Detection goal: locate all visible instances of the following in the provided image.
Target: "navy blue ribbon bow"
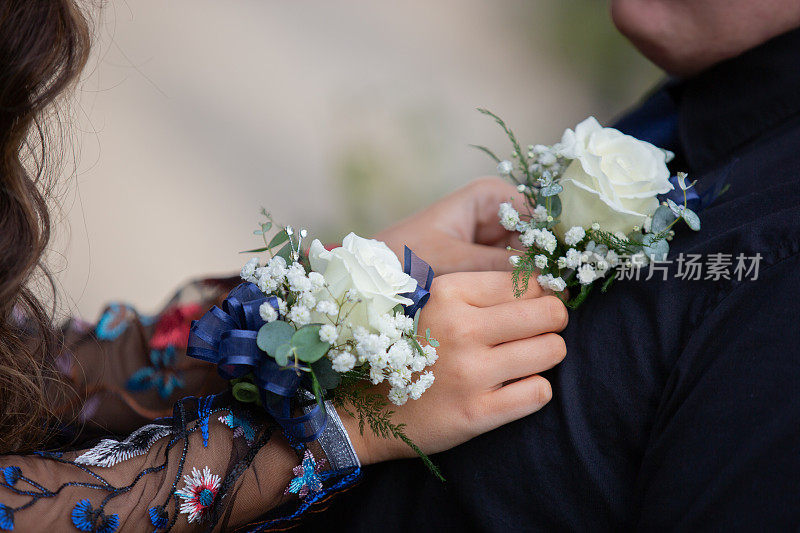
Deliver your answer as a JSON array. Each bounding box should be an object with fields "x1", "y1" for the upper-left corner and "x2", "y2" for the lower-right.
[
  {"x1": 186, "y1": 282, "x2": 326, "y2": 443},
  {"x1": 401, "y1": 246, "x2": 434, "y2": 318}
]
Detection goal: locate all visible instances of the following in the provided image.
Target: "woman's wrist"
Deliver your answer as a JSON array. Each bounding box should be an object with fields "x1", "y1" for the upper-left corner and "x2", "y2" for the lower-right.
[{"x1": 337, "y1": 407, "x2": 372, "y2": 465}]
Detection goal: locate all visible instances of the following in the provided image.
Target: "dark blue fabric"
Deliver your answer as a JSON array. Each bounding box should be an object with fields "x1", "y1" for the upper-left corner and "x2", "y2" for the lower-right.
[
  {"x1": 613, "y1": 80, "x2": 681, "y2": 153},
  {"x1": 298, "y1": 28, "x2": 800, "y2": 532}
]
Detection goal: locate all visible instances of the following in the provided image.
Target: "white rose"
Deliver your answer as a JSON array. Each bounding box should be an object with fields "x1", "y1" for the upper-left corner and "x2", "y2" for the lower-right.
[
  {"x1": 308, "y1": 233, "x2": 417, "y2": 331},
  {"x1": 554, "y1": 116, "x2": 673, "y2": 237}
]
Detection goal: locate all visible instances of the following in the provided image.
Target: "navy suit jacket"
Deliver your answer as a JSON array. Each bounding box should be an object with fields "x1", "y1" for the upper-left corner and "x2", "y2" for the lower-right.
[{"x1": 299, "y1": 28, "x2": 800, "y2": 532}]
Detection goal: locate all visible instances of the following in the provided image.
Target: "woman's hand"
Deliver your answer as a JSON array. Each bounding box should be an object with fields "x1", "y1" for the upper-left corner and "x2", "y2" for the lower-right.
[
  {"x1": 340, "y1": 271, "x2": 568, "y2": 465},
  {"x1": 375, "y1": 177, "x2": 526, "y2": 275}
]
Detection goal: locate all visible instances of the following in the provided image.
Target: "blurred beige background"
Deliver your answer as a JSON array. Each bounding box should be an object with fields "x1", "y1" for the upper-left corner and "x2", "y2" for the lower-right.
[{"x1": 52, "y1": 0, "x2": 660, "y2": 320}]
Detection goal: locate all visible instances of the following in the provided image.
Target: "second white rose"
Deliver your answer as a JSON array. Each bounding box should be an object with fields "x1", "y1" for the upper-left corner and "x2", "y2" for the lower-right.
[{"x1": 553, "y1": 116, "x2": 673, "y2": 237}]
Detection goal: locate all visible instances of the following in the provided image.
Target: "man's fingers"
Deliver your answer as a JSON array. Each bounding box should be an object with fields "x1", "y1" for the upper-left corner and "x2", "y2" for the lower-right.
[
  {"x1": 468, "y1": 177, "x2": 528, "y2": 245},
  {"x1": 477, "y1": 295, "x2": 568, "y2": 345},
  {"x1": 441, "y1": 271, "x2": 544, "y2": 306},
  {"x1": 479, "y1": 375, "x2": 553, "y2": 430},
  {"x1": 487, "y1": 333, "x2": 567, "y2": 385}
]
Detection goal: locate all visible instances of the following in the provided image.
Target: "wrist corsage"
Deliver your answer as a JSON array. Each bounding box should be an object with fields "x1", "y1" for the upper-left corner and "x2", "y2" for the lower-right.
[{"x1": 187, "y1": 212, "x2": 442, "y2": 483}]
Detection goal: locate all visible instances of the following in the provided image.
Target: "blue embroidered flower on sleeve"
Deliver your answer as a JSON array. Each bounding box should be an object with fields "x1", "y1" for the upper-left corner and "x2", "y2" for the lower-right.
[
  {"x1": 148, "y1": 506, "x2": 169, "y2": 530},
  {"x1": 71, "y1": 499, "x2": 119, "y2": 533},
  {"x1": 126, "y1": 347, "x2": 185, "y2": 399},
  {"x1": 285, "y1": 450, "x2": 325, "y2": 499},
  {"x1": 218, "y1": 412, "x2": 257, "y2": 444},
  {"x1": 1, "y1": 468, "x2": 20, "y2": 487},
  {"x1": 95, "y1": 304, "x2": 136, "y2": 341},
  {"x1": 0, "y1": 504, "x2": 14, "y2": 531}
]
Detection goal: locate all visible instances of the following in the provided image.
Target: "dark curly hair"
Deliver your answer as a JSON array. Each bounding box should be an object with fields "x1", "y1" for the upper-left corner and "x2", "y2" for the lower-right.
[{"x1": 0, "y1": 0, "x2": 90, "y2": 452}]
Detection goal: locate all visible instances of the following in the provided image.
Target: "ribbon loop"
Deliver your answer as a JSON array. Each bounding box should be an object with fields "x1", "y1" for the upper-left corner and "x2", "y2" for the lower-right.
[
  {"x1": 400, "y1": 246, "x2": 435, "y2": 318},
  {"x1": 187, "y1": 282, "x2": 327, "y2": 442}
]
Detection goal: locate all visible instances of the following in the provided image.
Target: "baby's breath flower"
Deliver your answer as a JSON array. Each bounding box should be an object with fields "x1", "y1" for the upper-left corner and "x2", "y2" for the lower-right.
[
  {"x1": 532, "y1": 205, "x2": 549, "y2": 223},
  {"x1": 564, "y1": 226, "x2": 586, "y2": 246},
  {"x1": 549, "y1": 276, "x2": 567, "y2": 292},
  {"x1": 265, "y1": 256, "x2": 287, "y2": 281},
  {"x1": 369, "y1": 366, "x2": 385, "y2": 384},
  {"x1": 498, "y1": 202, "x2": 521, "y2": 231},
  {"x1": 387, "y1": 367, "x2": 412, "y2": 389},
  {"x1": 535, "y1": 229, "x2": 558, "y2": 254},
  {"x1": 286, "y1": 264, "x2": 312, "y2": 293},
  {"x1": 557, "y1": 256, "x2": 567, "y2": 269},
  {"x1": 509, "y1": 255, "x2": 520, "y2": 266},
  {"x1": 315, "y1": 300, "x2": 338, "y2": 316},
  {"x1": 259, "y1": 302, "x2": 278, "y2": 323},
  {"x1": 410, "y1": 354, "x2": 426, "y2": 373},
  {"x1": 520, "y1": 229, "x2": 537, "y2": 247},
  {"x1": 387, "y1": 340, "x2": 413, "y2": 370},
  {"x1": 257, "y1": 274, "x2": 278, "y2": 294},
  {"x1": 331, "y1": 350, "x2": 356, "y2": 373},
  {"x1": 497, "y1": 160, "x2": 513, "y2": 175},
  {"x1": 394, "y1": 313, "x2": 414, "y2": 334},
  {"x1": 534, "y1": 254, "x2": 548, "y2": 269},
  {"x1": 577, "y1": 264, "x2": 596, "y2": 285},
  {"x1": 298, "y1": 291, "x2": 316, "y2": 309},
  {"x1": 422, "y1": 345, "x2": 438, "y2": 365},
  {"x1": 307, "y1": 271, "x2": 325, "y2": 291},
  {"x1": 319, "y1": 324, "x2": 338, "y2": 344},
  {"x1": 376, "y1": 313, "x2": 401, "y2": 340},
  {"x1": 286, "y1": 304, "x2": 310, "y2": 326},
  {"x1": 538, "y1": 151, "x2": 557, "y2": 166},
  {"x1": 240, "y1": 258, "x2": 259, "y2": 282},
  {"x1": 565, "y1": 248, "x2": 582, "y2": 269},
  {"x1": 388, "y1": 386, "x2": 409, "y2": 406}
]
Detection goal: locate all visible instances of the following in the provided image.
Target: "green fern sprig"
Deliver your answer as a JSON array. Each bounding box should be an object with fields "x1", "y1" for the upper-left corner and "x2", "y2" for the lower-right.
[
  {"x1": 332, "y1": 387, "x2": 445, "y2": 482},
  {"x1": 477, "y1": 108, "x2": 531, "y2": 183}
]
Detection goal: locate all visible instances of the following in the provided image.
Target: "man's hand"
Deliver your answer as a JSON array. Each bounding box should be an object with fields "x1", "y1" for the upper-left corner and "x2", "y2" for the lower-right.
[{"x1": 376, "y1": 177, "x2": 526, "y2": 275}]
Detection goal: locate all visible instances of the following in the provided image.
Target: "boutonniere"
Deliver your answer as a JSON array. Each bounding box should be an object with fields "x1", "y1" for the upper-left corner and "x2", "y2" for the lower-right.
[{"x1": 476, "y1": 110, "x2": 701, "y2": 307}]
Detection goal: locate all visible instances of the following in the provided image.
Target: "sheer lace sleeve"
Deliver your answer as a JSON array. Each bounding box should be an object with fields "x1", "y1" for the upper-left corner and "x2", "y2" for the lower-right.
[
  {"x1": 0, "y1": 394, "x2": 360, "y2": 532},
  {"x1": 54, "y1": 277, "x2": 240, "y2": 439}
]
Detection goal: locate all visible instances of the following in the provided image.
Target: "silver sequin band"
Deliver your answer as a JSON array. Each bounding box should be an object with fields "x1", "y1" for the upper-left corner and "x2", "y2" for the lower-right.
[{"x1": 303, "y1": 400, "x2": 361, "y2": 470}]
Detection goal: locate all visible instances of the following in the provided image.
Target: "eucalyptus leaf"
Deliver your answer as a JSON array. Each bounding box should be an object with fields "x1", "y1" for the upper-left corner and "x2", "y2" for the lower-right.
[
  {"x1": 268, "y1": 229, "x2": 290, "y2": 249},
  {"x1": 425, "y1": 327, "x2": 440, "y2": 348},
  {"x1": 240, "y1": 247, "x2": 269, "y2": 254},
  {"x1": 536, "y1": 194, "x2": 562, "y2": 219},
  {"x1": 682, "y1": 208, "x2": 701, "y2": 231},
  {"x1": 651, "y1": 205, "x2": 677, "y2": 234},
  {"x1": 256, "y1": 321, "x2": 295, "y2": 357},
  {"x1": 291, "y1": 324, "x2": 330, "y2": 363},
  {"x1": 311, "y1": 357, "x2": 341, "y2": 390},
  {"x1": 642, "y1": 234, "x2": 670, "y2": 261},
  {"x1": 666, "y1": 198, "x2": 682, "y2": 217},
  {"x1": 275, "y1": 241, "x2": 293, "y2": 262},
  {"x1": 412, "y1": 309, "x2": 421, "y2": 336},
  {"x1": 275, "y1": 343, "x2": 292, "y2": 366},
  {"x1": 626, "y1": 231, "x2": 644, "y2": 245},
  {"x1": 540, "y1": 183, "x2": 563, "y2": 197}
]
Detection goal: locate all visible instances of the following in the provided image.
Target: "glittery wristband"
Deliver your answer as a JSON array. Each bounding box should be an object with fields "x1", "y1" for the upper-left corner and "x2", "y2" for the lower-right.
[{"x1": 303, "y1": 400, "x2": 361, "y2": 470}]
